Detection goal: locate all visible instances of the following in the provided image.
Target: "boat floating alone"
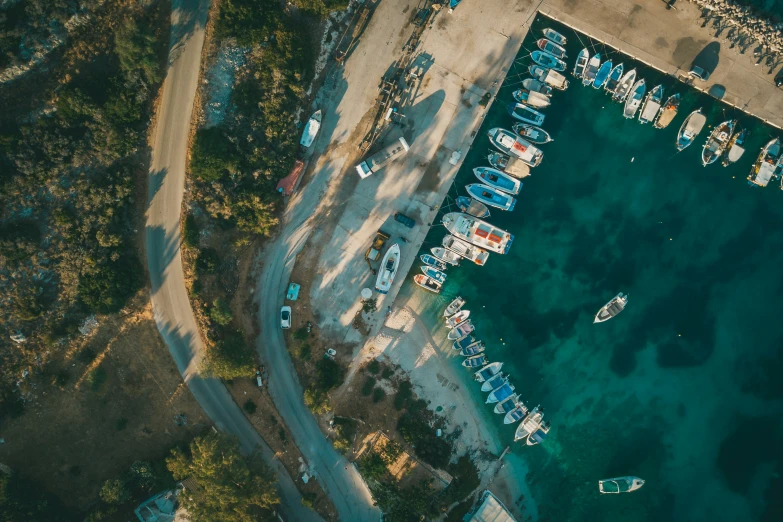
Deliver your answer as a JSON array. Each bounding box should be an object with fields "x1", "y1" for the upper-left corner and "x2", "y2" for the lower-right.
[
  {"x1": 594, "y1": 292, "x2": 628, "y2": 323},
  {"x1": 599, "y1": 477, "x2": 645, "y2": 494}
]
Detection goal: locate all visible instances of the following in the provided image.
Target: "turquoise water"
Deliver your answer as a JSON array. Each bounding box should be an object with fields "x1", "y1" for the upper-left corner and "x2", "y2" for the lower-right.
[{"x1": 410, "y1": 15, "x2": 783, "y2": 522}]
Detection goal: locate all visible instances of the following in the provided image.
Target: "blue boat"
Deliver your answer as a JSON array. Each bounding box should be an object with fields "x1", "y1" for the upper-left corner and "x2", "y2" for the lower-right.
[
  {"x1": 494, "y1": 393, "x2": 520, "y2": 414},
  {"x1": 482, "y1": 374, "x2": 506, "y2": 393},
  {"x1": 466, "y1": 183, "x2": 516, "y2": 211},
  {"x1": 474, "y1": 362, "x2": 503, "y2": 382},
  {"x1": 487, "y1": 382, "x2": 515, "y2": 404},
  {"x1": 453, "y1": 335, "x2": 477, "y2": 351},
  {"x1": 473, "y1": 167, "x2": 522, "y2": 195},
  {"x1": 460, "y1": 341, "x2": 485, "y2": 357},
  {"x1": 420, "y1": 265, "x2": 447, "y2": 284},
  {"x1": 420, "y1": 254, "x2": 446, "y2": 271},
  {"x1": 462, "y1": 354, "x2": 487, "y2": 368},
  {"x1": 456, "y1": 196, "x2": 490, "y2": 219},
  {"x1": 504, "y1": 403, "x2": 529, "y2": 424},
  {"x1": 593, "y1": 60, "x2": 612, "y2": 89}
]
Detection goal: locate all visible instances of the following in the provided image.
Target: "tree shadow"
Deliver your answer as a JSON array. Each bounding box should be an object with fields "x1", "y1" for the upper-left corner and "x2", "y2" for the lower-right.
[
  {"x1": 708, "y1": 84, "x2": 726, "y2": 99},
  {"x1": 691, "y1": 41, "x2": 720, "y2": 77},
  {"x1": 148, "y1": 168, "x2": 168, "y2": 207},
  {"x1": 168, "y1": 0, "x2": 210, "y2": 66},
  {"x1": 145, "y1": 224, "x2": 182, "y2": 293}
]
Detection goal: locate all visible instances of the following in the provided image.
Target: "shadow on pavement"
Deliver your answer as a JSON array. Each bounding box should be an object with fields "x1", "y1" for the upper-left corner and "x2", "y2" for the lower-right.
[
  {"x1": 691, "y1": 41, "x2": 720, "y2": 77},
  {"x1": 146, "y1": 224, "x2": 182, "y2": 293}
]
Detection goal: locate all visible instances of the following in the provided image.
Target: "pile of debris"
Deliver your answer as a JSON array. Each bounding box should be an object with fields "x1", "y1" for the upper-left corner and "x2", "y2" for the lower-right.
[{"x1": 688, "y1": 0, "x2": 783, "y2": 54}]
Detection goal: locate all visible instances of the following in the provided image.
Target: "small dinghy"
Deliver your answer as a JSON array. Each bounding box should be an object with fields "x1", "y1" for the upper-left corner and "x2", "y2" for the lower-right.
[
  {"x1": 488, "y1": 128, "x2": 544, "y2": 167},
  {"x1": 473, "y1": 166, "x2": 522, "y2": 195},
  {"x1": 604, "y1": 63, "x2": 624, "y2": 93},
  {"x1": 420, "y1": 265, "x2": 447, "y2": 284},
  {"x1": 460, "y1": 341, "x2": 485, "y2": 357},
  {"x1": 529, "y1": 65, "x2": 569, "y2": 90},
  {"x1": 375, "y1": 244, "x2": 400, "y2": 294},
  {"x1": 482, "y1": 374, "x2": 506, "y2": 393},
  {"x1": 594, "y1": 292, "x2": 628, "y2": 323},
  {"x1": 448, "y1": 320, "x2": 475, "y2": 341},
  {"x1": 414, "y1": 274, "x2": 441, "y2": 293},
  {"x1": 453, "y1": 334, "x2": 476, "y2": 351},
  {"x1": 612, "y1": 68, "x2": 636, "y2": 102},
  {"x1": 623, "y1": 79, "x2": 646, "y2": 119},
  {"x1": 488, "y1": 151, "x2": 531, "y2": 179},
  {"x1": 654, "y1": 93, "x2": 680, "y2": 129},
  {"x1": 573, "y1": 48, "x2": 589, "y2": 78},
  {"x1": 474, "y1": 362, "x2": 503, "y2": 383},
  {"x1": 442, "y1": 235, "x2": 490, "y2": 266},
  {"x1": 431, "y1": 247, "x2": 461, "y2": 266},
  {"x1": 512, "y1": 123, "x2": 553, "y2": 145},
  {"x1": 582, "y1": 53, "x2": 601, "y2": 86},
  {"x1": 487, "y1": 382, "x2": 515, "y2": 404},
  {"x1": 300, "y1": 110, "x2": 322, "y2": 148},
  {"x1": 456, "y1": 196, "x2": 490, "y2": 219},
  {"x1": 507, "y1": 103, "x2": 546, "y2": 126},
  {"x1": 542, "y1": 28, "x2": 567, "y2": 46},
  {"x1": 701, "y1": 119, "x2": 736, "y2": 166},
  {"x1": 599, "y1": 477, "x2": 645, "y2": 494},
  {"x1": 592, "y1": 60, "x2": 612, "y2": 89},
  {"x1": 676, "y1": 109, "x2": 706, "y2": 151},
  {"x1": 639, "y1": 84, "x2": 663, "y2": 124},
  {"x1": 444, "y1": 296, "x2": 465, "y2": 317},
  {"x1": 522, "y1": 78, "x2": 552, "y2": 96},
  {"x1": 504, "y1": 403, "x2": 529, "y2": 424},
  {"x1": 466, "y1": 184, "x2": 516, "y2": 211},
  {"x1": 420, "y1": 254, "x2": 446, "y2": 271},
  {"x1": 445, "y1": 309, "x2": 470, "y2": 328},
  {"x1": 462, "y1": 353, "x2": 487, "y2": 368},
  {"x1": 722, "y1": 128, "x2": 747, "y2": 167},
  {"x1": 531, "y1": 50, "x2": 566, "y2": 71},
  {"x1": 512, "y1": 89, "x2": 551, "y2": 108},
  {"x1": 494, "y1": 393, "x2": 520, "y2": 414},
  {"x1": 536, "y1": 38, "x2": 567, "y2": 59}
]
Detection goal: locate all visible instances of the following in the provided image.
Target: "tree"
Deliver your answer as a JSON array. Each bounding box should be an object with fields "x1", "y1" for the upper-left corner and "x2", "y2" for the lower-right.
[
  {"x1": 203, "y1": 330, "x2": 255, "y2": 379},
  {"x1": 209, "y1": 298, "x2": 233, "y2": 326},
  {"x1": 166, "y1": 433, "x2": 279, "y2": 521},
  {"x1": 114, "y1": 17, "x2": 162, "y2": 84},
  {"x1": 99, "y1": 477, "x2": 132, "y2": 505},
  {"x1": 0, "y1": 470, "x2": 76, "y2": 522}
]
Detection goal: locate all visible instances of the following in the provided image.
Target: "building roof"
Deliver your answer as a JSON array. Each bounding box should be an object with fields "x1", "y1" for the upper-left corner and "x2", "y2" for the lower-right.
[{"x1": 466, "y1": 490, "x2": 516, "y2": 522}]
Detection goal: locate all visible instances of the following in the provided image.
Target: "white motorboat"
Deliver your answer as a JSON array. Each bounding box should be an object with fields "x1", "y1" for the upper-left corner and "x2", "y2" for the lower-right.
[
  {"x1": 594, "y1": 292, "x2": 628, "y2": 323},
  {"x1": 623, "y1": 79, "x2": 646, "y2": 119},
  {"x1": 494, "y1": 393, "x2": 520, "y2": 414},
  {"x1": 573, "y1": 48, "x2": 588, "y2": 78},
  {"x1": 603, "y1": 63, "x2": 624, "y2": 93},
  {"x1": 639, "y1": 84, "x2": 663, "y2": 124},
  {"x1": 582, "y1": 53, "x2": 601, "y2": 86},
  {"x1": 431, "y1": 247, "x2": 461, "y2": 266},
  {"x1": 612, "y1": 68, "x2": 636, "y2": 102},
  {"x1": 374, "y1": 244, "x2": 400, "y2": 294},
  {"x1": 442, "y1": 213, "x2": 514, "y2": 255},
  {"x1": 701, "y1": 119, "x2": 736, "y2": 166},
  {"x1": 300, "y1": 110, "x2": 322, "y2": 148},
  {"x1": 512, "y1": 123, "x2": 553, "y2": 145},
  {"x1": 722, "y1": 128, "x2": 747, "y2": 167},
  {"x1": 531, "y1": 50, "x2": 566, "y2": 72},
  {"x1": 513, "y1": 406, "x2": 549, "y2": 445},
  {"x1": 748, "y1": 137, "x2": 782, "y2": 187},
  {"x1": 413, "y1": 274, "x2": 441, "y2": 293},
  {"x1": 676, "y1": 109, "x2": 707, "y2": 151},
  {"x1": 504, "y1": 403, "x2": 529, "y2": 424},
  {"x1": 473, "y1": 166, "x2": 522, "y2": 195},
  {"x1": 507, "y1": 103, "x2": 546, "y2": 126},
  {"x1": 537, "y1": 38, "x2": 566, "y2": 58},
  {"x1": 487, "y1": 382, "x2": 515, "y2": 404},
  {"x1": 448, "y1": 320, "x2": 475, "y2": 341},
  {"x1": 529, "y1": 64, "x2": 569, "y2": 90},
  {"x1": 488, "y1": 128, "x2": 543, "y2": 167},
  {"x1": 442, "y1": 234, "x2": 490, "y2": 266},
  {"x1": 481, "y1": 373, "x2": 506, "y2": 393},
  {"x1": 599, "y1": 477, "x2": 645, "y2": 494},
  {"x1": 522, "y1": 78, "x2": 552, "y2": 96},
  {"x1": 474, "y1": 362, "x2": 503, "y2": 383},
  {"x1": 542, "y1": 28, "x2": 567, "y2": 46},
  {"x1": 466, "y1": 183, "x2": 516, "y2": 211},
  {"x1": 512, "y1": 89, "x2": 551, "y2": 108},
  {"x1": 444, "y1": 296, "x2": 466, "y2": 317},
  {"x1": 445, "y1": 309, "x2": 470, "y2": 328}
]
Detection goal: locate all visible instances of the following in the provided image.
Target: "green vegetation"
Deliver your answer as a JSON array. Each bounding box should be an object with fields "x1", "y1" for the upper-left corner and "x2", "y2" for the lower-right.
[
  {"x1": 85, "y1": 367, "x2": 108, "y2": 392},
  {"x1": 243, "y1": 399, "x2": 257, "y2": 414},
  {"x1": 331, "y1": 416, "x2": 357, "y2": 454},
  {"x1": 99, "y1": 477, "x2": 132, "y2": 505},
  {"x1": 367, "y1": 359, "x2": 381, "y2": 374},
  {"x1": 0, "y1": 469, "x2": 76, "y2": 522},
  {"x1": 209, "y1": 298, "x2": 234, "y2": 326},
  {"x1": 301, "y1": 491, "x2": 317, "y2": 509},
  {"x1": 293, "y1": 326, "x2": 310, "y2": 341},
  {"x1": 397, "y1": 398, "x2": 452, "y2": 470},
  {"x1": 183, "y1": 214, "x2": 201, "y2": 247},
  {"x1": 303, "y1": 357, "x2": 345, "y2": 414},
  {"x1": 372, "y1": 387, "x2": 386, "y2": 403},
  {"x1": 394, "y1": 380, "x2": 414, "y2": 410},
  {"x1": 204, "y1": 330, "x2": 256, "y2": 380},
  {"x1": 298, "y1": 342, "x2": 312, "y2": 361},
  {"x1": 382, "y1": 367, "x2": 394, "y2": 379},
  {"x1": 362, "y1": 377, "x2": 376, "y2": 396}
]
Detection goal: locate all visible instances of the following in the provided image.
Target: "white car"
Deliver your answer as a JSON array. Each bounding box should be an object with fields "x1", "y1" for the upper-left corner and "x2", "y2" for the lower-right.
[{"x1": 280, "y1": 306, "x2": 292, "y2": 329}]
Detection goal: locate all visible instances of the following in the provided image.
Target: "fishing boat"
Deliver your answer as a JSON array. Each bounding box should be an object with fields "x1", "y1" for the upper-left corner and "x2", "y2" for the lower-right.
[
  {"x1": 444, "y1": 296, "x2": 465, "y2": 317},
  {"x1": 442, "y1": 212, "x2": 514, "y2": 255},
  {"x1": 420, "y1": 254, "x2": 446, "y2": 271},
  {"x1": 299, "y1": 110, "x2": 322, "y2": 148},
  {"x1": 413, "y1": 274, "x2": 441, "y2": 293},
  {"x1": 464, "y1": 185, "x2": 515, "y2": 212},
  {"x1": 512, "y1": 123, "x2": 553, "y2": 145},
  {"x1": 481, "y1": 373, "x2": 506, "y2": 393},
  {"x1": 487, "y1": 382, "x2": 515, "y2": 404},
  {"x1": 639, "y1": 84, "x2": 663, "y2": 124},
  {"x1": 456, "y1": 196, "x2": 490, "y2": 219},
  {"x1": 594, "y1": 292, "x2": 628, "y2": 323},
  {"x1": 536, "y1": 38, "x2": 567, "y2": 59},
  {"x1": 527, "y1": 420, "x2": 550, "y2": 446},
  {"x1": 676, "y1": 109, "x2": 707, "y2": 151},
  {"x1": 592, "y1": 60, "x2": 612, "y2": 89},
  {"x1": 612, "y1": 68, "x2": 636, "y2": 102},
  {"x1": 748, "y1": 137, "x2": 781, "y2": 187},
  {"x1": 573, "y1": 48, "x2": 589, "y2": 78},
  {"x1": 542, "y1": 28, "x2": 567, "y2": 46},
  {"x1": 599, "y1": 477, "x2": 645, "y2": 494},
  {"x1": 474, "y1": 362, "x2": 503, "y2": 383},
  {"x1": 431, "y1": 247, "x2": 460, "y2": 266},
  {"x1": 512, "y1": 89, "x2": 551, "y2": 108},
  {"x1": 420, "y1": 265, "x2": 446, "y2": 284},
  {"x1": 722, "y1": 128, "x2": 747, "y2": 167},
  {"x1": 623, "y1": 79, "x2": 646, "y2": 119},
  {"x1": 448, "y1": 320, "x2": 475, "y2": 341},
  {"x1": 460, "y1": 341, "x2": 486, "y2": 357},
  {"x1": 374, "y1": 244, "x2": 400, "y2": 294},
  {"x1": 653, "y1": 93, "x2": 680, "y2": 129},
  {"x1": 494, "y1": 393, "x2": 521, "y2": 415},
  {"x1": 488, "y1": 151, "x2": 531, "y2": 179},
  {"x1": 488, "y1": 128, "x2": 544, "y2": 167},
  {"x1": 529, "y1": 65, "x2": 569, "y2": 90},
  {"x1": 462, "y1": 354, "x2": 488, "y2": 368},
  {"x1": 603, "y1": 63, "x2": 624, "y2": 93},
  {"x1": 513, "y1": 406, "x2": 547, "y2": 444},
  {"x1": 522, "y1": 78, "x2": 552, "y2": 96},
  {"x1": 473, "y1": 166, "x2": 522, "y2": 195},
  {"x1": 453, "y1": 335, "x2": 476, "y2": 351},
  {"x1": 702, "y1": 119, "x2": 736, "y2": 166},
  {"x1": 506, "y1": 103, "x2": 546, "y2": 126},
  {"x1": 531, "y1": 51, "x2": 566, "y2": 72},
  {"x1": 504, "y1": 403, "x2": 529, "y2": 424},
  {"x1": 582, "y1": 53, "x2": 601, "y2": 86},
  {"x1": 442, "y1": 235, "x2": 490, "y2": 266},
  {"x1": 446, "y1": 309, "x2": 470, "y2": 328}
]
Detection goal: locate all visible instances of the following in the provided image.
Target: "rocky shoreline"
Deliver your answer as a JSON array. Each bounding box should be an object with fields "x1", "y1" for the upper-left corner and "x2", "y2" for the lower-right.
[{"x1": 688, "y1": 0, "x2": 783, "y2": 57}]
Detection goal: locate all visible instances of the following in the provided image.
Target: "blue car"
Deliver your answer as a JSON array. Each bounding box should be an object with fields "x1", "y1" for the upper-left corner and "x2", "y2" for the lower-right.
[{"x1": 394, "y1": 213, "x2": 415, "y2": 228}]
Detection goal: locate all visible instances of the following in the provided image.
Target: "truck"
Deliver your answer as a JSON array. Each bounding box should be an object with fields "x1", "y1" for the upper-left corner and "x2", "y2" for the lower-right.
[
  {"x1": 365, "y1": 229, "x2": 391, "y2": 273},
  {"x1": 355, "y1": 137, "x2": 410, "y2": 179}
]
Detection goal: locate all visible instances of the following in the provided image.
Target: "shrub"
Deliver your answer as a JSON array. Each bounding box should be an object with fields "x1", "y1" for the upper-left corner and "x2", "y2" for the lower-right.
[
  {"x1": 100, "y1": 477, "x2": 131, "y2": 505},
  {"x1": 315, "y1": 357, "x2": 344, "y2": 391},
  {"x1": 243, "y1": 399, "x2": 257, "y2": 414},
  {"x1": 190, "y1": 127, "x2": 240, "y2": 181},
  {"x1": 361, "y1": 377, "x2": 376, "y2": 396},
  {"x1": 298, "y1": 343, "x2": 311, "y2": 361},
  {"x1": 86, "y1": 367, "x2": 107, "y2": 391},
  {"x1": 382, "y1": 367, "x2": 394, "y2": 379},
  {"x1": 209, "y1": 298, "x2": 233, "y2": 326},
  {"x1": 394, "y1": 380, "x2": 413, "y2": 410},
  {"x1": 372, "y1": 387, "x2": 386, "y2": 403},
  {"x1": 116, "y1": 417, "x2": 128, "y2": 431},
  {"x1": 183, "y1": 214, "x2": 200, "y2": 247},
  {"x1": 303, "y1": 387, "x2": 330, "y2": 414},
  {"x1": 293, "y1": 326, "x2": 309, "y2": 341},
  {"x1": 203, "y1": 331, "x2": 255, "y2": 379},
  {"x1": 367, "y1": 359, "x2": 380, "y2": 374},
  {"x1": 301, "y1": 491, "x2": 317, "y2": 509},
  {"x1": 196, "y1": 248, "x2": 219, "y2": 275},
  {"x1": 54, "y1": 370, "x2": 71, "y2": 387}
]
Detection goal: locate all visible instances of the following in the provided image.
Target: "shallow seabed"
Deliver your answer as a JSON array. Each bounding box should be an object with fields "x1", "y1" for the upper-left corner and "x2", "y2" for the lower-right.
[{"x1": 407, "y1": 14, "x2": 783, "y2": 522}]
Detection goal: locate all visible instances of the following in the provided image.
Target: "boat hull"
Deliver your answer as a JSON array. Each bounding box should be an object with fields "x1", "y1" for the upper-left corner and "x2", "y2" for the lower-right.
[
  {"x1": 473, "y1": 167, "x2": 522, "y2": 195},
  {"x1": 474, "y1": 362, "x2": 503, "y2": 382},
  {"x1": 466, "y1": 184, "x2": 516, "y2": 211},
  {"x1": 374, "y1": 244, "x2": 400, "y2": 294}
]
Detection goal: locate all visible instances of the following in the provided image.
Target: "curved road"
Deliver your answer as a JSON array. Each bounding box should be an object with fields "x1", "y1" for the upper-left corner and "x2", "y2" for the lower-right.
[{"x1": 145, "y1": 1, "x2": 320, "y2": 520}]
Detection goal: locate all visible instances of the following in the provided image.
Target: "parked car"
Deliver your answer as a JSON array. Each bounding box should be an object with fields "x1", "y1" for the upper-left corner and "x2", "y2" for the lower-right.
[
  {"x1": 688, "y1": 65, "x2": 710, "y2": 81},
  {"x1": 394, "y1": 212, "x2": 415, "y2": 228},
  {"x1": 280, "y1": 306, "x2": 291, "y2": 329}
]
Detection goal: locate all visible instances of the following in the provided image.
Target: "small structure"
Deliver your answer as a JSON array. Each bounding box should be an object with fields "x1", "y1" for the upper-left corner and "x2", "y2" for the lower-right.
[
  {"x1": 276, "y1": 160, "x2": 305, "y2": 196},
  {"x1": 134, "y1": 490, "x2": 181, "y2": 522},
  {"x1": 286, "y1": 283, "x2": 301, "y2": 301},
  {"x1": 464, "y1": 489, "x2": 517, "y2": 522}
]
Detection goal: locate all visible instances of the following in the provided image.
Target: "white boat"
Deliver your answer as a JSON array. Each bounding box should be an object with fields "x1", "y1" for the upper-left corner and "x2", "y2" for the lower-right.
[
  {"x1": 573, "y1": 48, "x2": 588, "y2": 78},
  {"x1": 442, "y1": 234, "x2": 490, "y2": 266},
  {"x1": 445, "y1": 309, "x2": 470, "y2": 328},
  {"x1": 531, "y1": 50, "x2": 566, "y2": 72},
  {"x1": 603, "y1": 63, "x2": 624, "y2": 93},
  {"x1": 542, "y1": 28, "x2": 567, "y2": 46},
  {"x1": 639, "y1": 84, "x2": 663, "y2": 124},
  {"x1": 592, "y1": 60, "x2": 612, "y2": 89},
  {"x1": 460, "y1": 341, "x2": 485, "y2": 357},
  {"x1": 594, "y1": 292, "x2": 628, "y2": 323},
  {"x1": 413, "y1": 274, "x2": 441, "y2": 293},
  {"x1": 420, "y1": 254, "x2": 446, "y2": 271},
  {"x1": 522, "y1": 78, "x2": 552, "y2": 96},
  {"x1": 654, "y1": 93, "x2": 680, "y2": 129},
  {"x1": 537, "y1": 38, "x2": 567, "y2": 59},
  {"x1": 431, "y1": 247, "x2": 461, "y2": 266},
  {"x1": 448, "y1": 320, "x2": 475, "y2": 341},
  {"x1": 701, "y1": 119, "x2": 736, "y2": 166},
  {"x1": 488, "y1": 151, "x2": 531, "y2": 179},
  {"x1": 474, "y1": 362, "x2": 503, "y2": 383},
  {"x1": 513, "y1": 406, "x2": 549, "y2": 445},
  {"x1": 299, "y1": 110, "x2": 322, "y2": 148},
  {"x1": 512, "y1": 89, "x2": 551, "y2": 108},
  {"x1": 444, "y1": 296, "x2": 465, "y2": 317},
  {"x1": 488, "y1": 128, "x2": 544, "y2": 167},
  {"x1": 676, "y1": 109, "x2": 707, "y2": 151},
  {"x1": 599, "y1": 477, "x2": 645, "y2": 494},
  {"x1": 612, "y1": 68, "x2": 636, "y2": 102},
  {"x1": 722, "y1": 128, "x2": 747, "y2": 167},
  {"x1": 512, "y1": 123, "x2": 553, "y2": 145},
  {"x1": 374, "y1": 244, "x2": 400, "y2": 294},
  {"x1": 466, "y1": 184, "x2": 516, "y2": 211},
  {"x1": 420, "y1": 265, "x2": 446, "y2": 284},
  {"x1": 473, "y1": 166, "x2": 522, "y2": 195},
  {"x1": 748, "y1": 137, "x2": 781, "y2": 187},
  {"x1": 504, "y1": 403, "x2": 529, "y2": 424},
  {"x1": 462, "y1": 354, "x2": 487, "y2": 368},
  {"x1": 456, "y1": 196, "x2": 490, "y2": 219},
  {"x1": 507, "y1": 103, "x2": 546, "y2": 126},
  {"x1": 481, "y1": 373, "x2": 506, "y2": 393},
  {"x1": 529, "y1": 65, "x2": 569, "y2": 90},
  {"x1": 442, "y1": 212, "x2": 514, "y2": 255},
  {"x1": 582, "y1": 53, "x2": 601, "y2": 86},
  {"x1": 623, "y1": 79, "x2": 646, "y2": 119},
  {"x1": 487, "y1": 382, "x2": 515, "y2": 404},
  {"x1": 494, "y1": 393, "x2": 520, "y2": 414}
]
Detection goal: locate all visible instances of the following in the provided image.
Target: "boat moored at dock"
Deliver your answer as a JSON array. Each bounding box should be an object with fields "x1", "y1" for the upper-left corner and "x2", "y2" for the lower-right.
[
  {"x1": 531, "y1": 50, "x2": 566, "y2": 72},
  {"x1": 460, "y1": 341, "x2": 486, "y2": 357},
  {"x1": 748, "y1": 137, "x2": 782, "y2": 187},
  {"x1": 456, "y1": 196, "x2": 490, "y2": 219},
  {"x1": 488, "y1": 128, "x2": 544, "y2": 167},
  {"x1": 487, "y1": 382, "x2": 515, "y2": 404},
  {"x1": 507, "y1": 103, "x2": 546, "y2": 126},
  {"x1": 512, "y1": 123, "x2": 553, "y2": 145},
  {"x1": 445, "y1": 310, "x2": 470, "y2": 328},
  {"x1": 466, "y1": 184, "x2": 516, "y2": 211},
  {"x1": 420, "y1": 254, "x2": 446, "y2": 271},
  {"x1": 537, "y1": 38, "x2": 566, "y2": 58},
  {"x1": 413, "y1": 274, "x2": 441, "y2": 293},
  {"x1": 722, "y1": 128, "x2": 747, "y2": 166},
  {"x1": 442, "y1": 234, "x2": 490, "y2": 266},
  {"x1": 522, "y1": 78, "x2": 552, "y2": 96},
  {"x1": 530, "y1": 65, "x2": 569, "y2": 90},
  {"x1": 504, "y1": 403, "x2": 529, "y2": 424},
  {"x1": 604, "y1": 63, "x2": 624, "y2": 93},
  {"x1": 582, "y1": 53, "x2": 601, "y2": 86},
  {"x1": 676, "y1": 109, "x2": 707, "y2": 151},
  {"x1": 448, "y1": 320, "x2": 475, "y2": 341},
  {"x1": 573, "y1": 48, "x2": 588, "y2": 78},
  {"x1": 513, "y1": 406, "x2": 549, "y2": 445},
  {"x1": 474, "y1": 362, "x2": 503, "y2": 383},
  {"x1": 431, "y1": 247, "x2": 461, "y2": 266},
  {"x1": 494, "y1": 393, "x2": 520, "y2": 414},
  {"x1": 444, "y1": 296, "x2": 465, "y2": 317},
  {"x1": 420, "y1": 265, "x2": 446, "y2": 284},
  {"x1": 374, "y1": 244, "x2": 400, "y2": 294},
  {"x1": 512, "y1": 89, "x2": 551, "y2": 108},
  {"x1": 473, "y1": 166, "x2": 522, "y2": 195},
  {"x1": 623, "y1": 79, "x2": 646, "y2": 119},
  {"x1": 599, "y1": 477, "x2": 645, "y2": 494},
  {"x1": 612, "y1": 69, "x2": 636, "y2": 102},
  {"x1": 702, "y1": 119, "x2": 736, "y2": 166},
  {"x1": 481, "y1": 374, "x2": 506, "y2": 393},
  {"x1": 592, "y1": 60, "x2": 612, "y2": 89},
  {"x1": 462, "y1": 354, "x2": 487, "y2": 368},
  {"x1": 654, "y1": 93, "x2": 680, "y2": 129},
  {"x1": 442, "y1": 212, "x2": 514, "y2": 255},
  {"x1": 594, "y1": 293, "x2": 628, "y2": 323},
  {"x1": 542, "y1": 28, "x2": 567, "y2": 46},
  {"x1": 639, "y1": 84, "x2": 663, "y2": 124},
  {"x1": 488, "y1": 151, "x2": 532, "y2": 179},
  {"x1": 453, "y1": 334, "x2": 476, "y2": 351}
]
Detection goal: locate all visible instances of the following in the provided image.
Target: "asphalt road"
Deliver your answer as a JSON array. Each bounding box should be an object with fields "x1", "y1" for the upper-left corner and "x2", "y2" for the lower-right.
[{"x1": 145, "y1": 1, "x2": 321, "y2": 520}]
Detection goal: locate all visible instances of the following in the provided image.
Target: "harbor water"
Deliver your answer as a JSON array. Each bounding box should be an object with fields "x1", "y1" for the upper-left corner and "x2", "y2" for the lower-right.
[{"x1": 409, "y1": 14, "x2": 783, "y2": 522}]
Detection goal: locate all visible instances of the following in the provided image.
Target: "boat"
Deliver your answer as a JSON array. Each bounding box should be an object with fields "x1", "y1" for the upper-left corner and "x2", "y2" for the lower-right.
[
  {"x1": 536, "y1": 38, "x2": 566, "y2": 59},
  {"x1": 512, "y1": 89, "x2": 551, "y2": 108},
  {"x1": 653, "y1": 93, "x2": 680, "y2": 129},
  {"x1": 431, "y1": 247, "x2": 461, "y2": 266},
  {"x1": 460, "y1": 341, "x2": 485, "y2": 357},
  {"x1": 444, "y1": 296, "x2": 465, "y2": 317},
  {"x1": 623, "y1": 79, "x2": 646, "y2": 119},
  {"x1": 722, "y1": 128, "x2": 747, "y2": 167},
  {"x1": 487, "y1": 382, "x2": 515, "y2": 404},
  {"x1": 639, "y1": 84, "x2": 663, "y2": 124},
  {"x1": 494, "y1": 393, "x2": 520, "y2": 414},
  {"x1": 599, "y1": 477, "x2": 645, "y2": 494},
  {"x1": 442, "y1": 235, "x2": 490, "y2": 266},
  {"x1": 420, "y1": 265, "x2": 446, "y2": 284},
  {"x1": 504, "y1": 403, "x2": 529, "y2": 424},
  {"x1": 299, "y1": 110, "x2": 322, "y2": 148},
  {"x1": 448, "y1": 320, "x2": 475, "y2": 341},
  {"x1": 413, "y1": 274, "x2": 441, "y2": 293},
  {"x1": 488, "y1": 151, "x2": 531, "y2": 179},
  {"x1": 531, "y1": 51, "x2": 566, "y2": 72},
  {"x1": 513, "y1": 406, "x2": 547, "y2": 444},
  {"x1": 488, "y1": 128, "x2": 544, "y2": 167},
  {"x1": 466, "y1": 184, "x2": 516, "y2": 211},
  {"x1": 529, "y1": 65, "x2": 569, "y2": 90},
  {"x1": 420, "y1": 254, "x2": 446, "y2": 271},
  {"x1": 453, "y1": 335, "x2": 476, "y2": 351},
  {"x1": 676, "y1": 109, "x2": 707, "y2": 151},
  {"x1": 456, "y1": 196, "x2": 490, "y2": 219},
  {"x1": 603, "y1": 63, "x2": 624, "y2": 93},
  {"x1": 582, "y1": 53, "x2": 601, "y2": 86},
  {"x1": 542, "y1": 28, "x2": 566, "y2": 46},
  {"x1": 462, "y1": 354, "x2": 488, "y2": 368},
  {"x1": 481, "y1": 373, "x2": 506, "y2": 393},
  {"x1": 374, "y1": 244, "x2": 400, "y2": 294},
  {"x1": 573, "y1": 48, "x2": 589, "y2": 78},
  {"x1": 522, "y1": 78, "x2": 552, "y2": 96},
  {"x1": 594, "y1": 292, "x2": 628, "y2": 323},
  {"x1": 473, "y1": 166, "x2": 522, "y2": 195},
  {"x1": 446, "y1": 310, "x2": 470, "y2": 328},
  {"x1": 612, "y1": 68, "x2": 636, "y2": 102},
  {"x1": 702, "y1": 119, "x2": 736, "y2": 166},
  {"x1": 512, "y1": 123, "x2": 553, "y2": 145},
  {"x1": 748, "y1": 138, "x2": 781, "y2": 187},
  {"x1": 506, "y1": 103, "x2": 546, "y2": 126},
  {"x1": 474, "y1": 362, "x2": 503, "y2": 383},
  {"x1": 527, "y1": 420, "x2": 550, "y2": 446},
  {"x1": 442, "y1": 212, "x2": 514, "y2": 255},
  {"x1": 592, "y1": 60, "x2": 612, "y2": 89}
]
